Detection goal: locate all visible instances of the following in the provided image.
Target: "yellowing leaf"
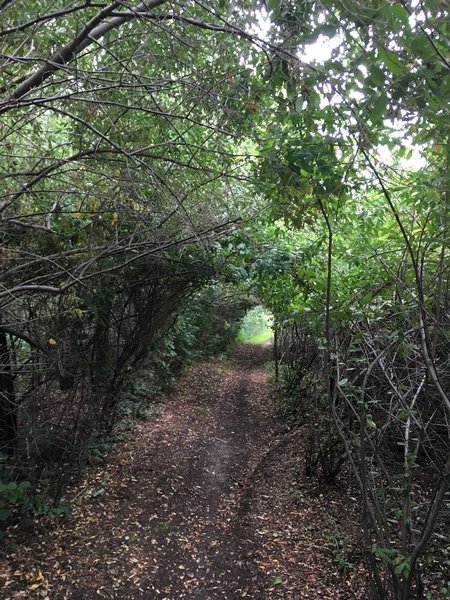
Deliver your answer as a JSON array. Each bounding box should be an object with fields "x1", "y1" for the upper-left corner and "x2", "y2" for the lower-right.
[{"x1": 48, "y1": 338, "x2": 57, "y2": 346}]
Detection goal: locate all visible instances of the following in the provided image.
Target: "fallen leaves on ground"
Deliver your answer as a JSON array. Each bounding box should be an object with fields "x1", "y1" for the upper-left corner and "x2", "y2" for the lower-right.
[{"x1": 0, "y1": 344, "x2": 369, "y2": 599}]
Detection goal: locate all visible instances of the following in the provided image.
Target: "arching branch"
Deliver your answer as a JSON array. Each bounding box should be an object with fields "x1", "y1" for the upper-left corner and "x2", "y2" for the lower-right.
[{"x1": 1, "y1": 0, "x2": 168, "y2": 111}]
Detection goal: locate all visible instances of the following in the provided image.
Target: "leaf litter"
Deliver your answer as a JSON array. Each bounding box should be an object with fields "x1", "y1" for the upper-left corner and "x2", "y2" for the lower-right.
[{"x1": 0, "y1": 344, "x2": 369, "y2": 598}]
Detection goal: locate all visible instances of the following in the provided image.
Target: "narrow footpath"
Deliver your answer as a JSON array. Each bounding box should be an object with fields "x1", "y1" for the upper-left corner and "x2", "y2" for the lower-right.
[{"x1": 1, "y1": 345, "x2": 368, "y2": 599}]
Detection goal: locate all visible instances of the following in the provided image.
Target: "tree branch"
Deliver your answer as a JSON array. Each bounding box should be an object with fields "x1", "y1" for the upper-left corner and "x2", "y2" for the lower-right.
[{"x1": 1, "y1": 0, "x2": 168, "y2": 110}]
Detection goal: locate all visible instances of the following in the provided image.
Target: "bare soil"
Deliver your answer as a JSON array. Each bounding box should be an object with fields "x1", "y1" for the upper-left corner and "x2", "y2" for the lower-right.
[{"x1": 0, "y1": 344, "x2": 369, "y2": 599}]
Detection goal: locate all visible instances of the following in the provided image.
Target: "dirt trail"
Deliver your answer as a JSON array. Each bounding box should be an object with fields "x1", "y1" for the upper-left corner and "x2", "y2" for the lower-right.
[{"x1": 1, "y1": 344, "x2": 368, "y2": 599}]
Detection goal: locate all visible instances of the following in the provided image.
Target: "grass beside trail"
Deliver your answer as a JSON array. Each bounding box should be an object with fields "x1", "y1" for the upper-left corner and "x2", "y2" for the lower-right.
[
  {"x1": 237, "y1": 328, "x2": 272, "y2": 345},
  {"x1": 237, "y1": 306, "x2": 273, "y2": 345}
]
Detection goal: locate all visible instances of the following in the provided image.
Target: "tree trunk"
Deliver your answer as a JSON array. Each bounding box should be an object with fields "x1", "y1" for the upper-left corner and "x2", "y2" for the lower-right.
[
  {"x1": 273, "y1": 327, "x2": 279, "y2": 381},
  {"x1": 0, "y1": 329, "x2": 17, "y2": 457}
]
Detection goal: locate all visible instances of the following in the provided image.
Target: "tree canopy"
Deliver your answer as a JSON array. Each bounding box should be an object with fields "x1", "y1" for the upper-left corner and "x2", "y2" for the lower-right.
[{"x1": 0, "y1": 1, "x2": 449, "y2": 598}]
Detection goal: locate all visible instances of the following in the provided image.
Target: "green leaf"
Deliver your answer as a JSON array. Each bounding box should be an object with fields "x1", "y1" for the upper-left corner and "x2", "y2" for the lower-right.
[
  {"x1": 0, "y1": 507, "x2": 11, "y2": 521},
  {"x1": 287, "y1": 82, "x2": 296, "y2": 102},
  {"x1": 410, "y1": 33, "x2": 436, "y2": 60},
  {"x1": 367, "y1": 415, "x2": 377, "y2": 430},
  {"x1": 381, "y1": 4, "x2": 409, "y2": 32},
  {"x1": 368, "y1": 64, "x2": 385, "y2": 87},
  {"x1": 394, "y1": 561, "x2": 411, "y2": 577},
  {"x1": 370, "y1": 93, "x2": 389, "y2": 123},
  {"x1": 424, "y1": 90, "x2": 441, "y2": 111},
  {"x1": 274, "y1": 576, "x2": 283, "y2": 585},
  {"x1": 378, "y1": 47, "x2": 404, "y2": 76},
  {"x1": 268, "y1": 0, "x2": 281, "y2": 14},
  {"x1": 391, "y1": 4, "x2": 409, "y2": 24}
]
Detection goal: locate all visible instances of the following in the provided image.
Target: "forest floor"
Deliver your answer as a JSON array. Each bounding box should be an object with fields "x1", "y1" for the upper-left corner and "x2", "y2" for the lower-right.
[{"x1": 1, "y1": 344, "x2": 369, "y2": 599}]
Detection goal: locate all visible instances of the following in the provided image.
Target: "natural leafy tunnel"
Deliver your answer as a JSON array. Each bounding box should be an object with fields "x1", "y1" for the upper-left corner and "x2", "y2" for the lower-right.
[{"x1": 0, "y1": 1, "x2": 449, "y2": 599}]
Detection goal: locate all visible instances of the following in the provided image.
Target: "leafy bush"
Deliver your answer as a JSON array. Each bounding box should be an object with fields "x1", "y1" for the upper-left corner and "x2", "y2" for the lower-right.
[
  {"x1": 327, "y1": 527, "x2": 354, "y2": 574},
  {"x1": 0, "y1": 480, "x2": 31, "y2": 522}
]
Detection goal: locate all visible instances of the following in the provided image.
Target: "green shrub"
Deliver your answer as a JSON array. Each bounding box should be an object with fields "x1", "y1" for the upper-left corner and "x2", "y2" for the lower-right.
[
  {"x1": 0, "y1": 480, "x2": 31, "y2": 521},
  {"x1": 327, "y1": 527, "x2": 354, "y2": 574}
]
